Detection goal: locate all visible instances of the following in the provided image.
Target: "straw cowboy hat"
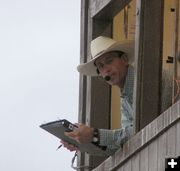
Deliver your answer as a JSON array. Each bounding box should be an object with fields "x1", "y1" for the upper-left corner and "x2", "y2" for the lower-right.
[{"x1": 77, "y1": 36, "x2": 134, "y2": 76}]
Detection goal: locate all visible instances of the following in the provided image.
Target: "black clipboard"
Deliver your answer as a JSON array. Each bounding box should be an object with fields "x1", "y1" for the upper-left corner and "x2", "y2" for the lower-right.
[{"x1": 40, "y1": 119, "x2": 107, "y2": 156}]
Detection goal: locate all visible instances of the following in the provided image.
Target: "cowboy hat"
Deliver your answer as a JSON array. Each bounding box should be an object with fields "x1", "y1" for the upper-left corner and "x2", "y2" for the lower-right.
[{"x1": 77, "y1": 36, "x2": 134, "y2": 76}]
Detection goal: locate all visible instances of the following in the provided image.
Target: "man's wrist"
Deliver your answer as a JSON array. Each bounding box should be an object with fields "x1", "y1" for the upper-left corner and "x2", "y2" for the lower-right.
[{"x1": 91, "y1": 128, "x2": 100, "y2": 145}]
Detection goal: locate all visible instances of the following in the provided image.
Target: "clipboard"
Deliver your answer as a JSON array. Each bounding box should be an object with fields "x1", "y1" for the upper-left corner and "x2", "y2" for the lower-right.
[{"x1": 40, "y1": 119, "x2": 107, "y2": 156}]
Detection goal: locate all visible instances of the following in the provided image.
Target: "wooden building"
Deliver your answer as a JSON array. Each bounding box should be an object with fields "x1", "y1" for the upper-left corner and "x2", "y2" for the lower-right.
[{"x1": 78, "y1": 0, "x2": 180, "y2": 170}]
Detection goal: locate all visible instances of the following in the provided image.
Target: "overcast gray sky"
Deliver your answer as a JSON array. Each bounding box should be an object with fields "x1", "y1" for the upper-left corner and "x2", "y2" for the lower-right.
[{"x1": 0, "y1": 0, "x2": 80, "y2": 170}]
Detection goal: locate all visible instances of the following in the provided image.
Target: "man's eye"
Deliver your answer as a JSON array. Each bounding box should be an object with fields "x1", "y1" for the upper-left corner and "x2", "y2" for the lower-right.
[
  {"x1": 97, "y1": 63, "x2": 104, "y2": 69},
  {"x1": 105, "y1": 58, "x2": 113, "y2": 64}
]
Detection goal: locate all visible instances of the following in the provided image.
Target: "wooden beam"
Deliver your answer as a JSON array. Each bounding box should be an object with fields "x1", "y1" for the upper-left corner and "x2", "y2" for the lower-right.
[
  {"x1": 77, "y1": 0, "x2": 89, "y2": 168},
  {"x1": 90, "y1": 0, "x2": 132, "y2": 19},
  {"x1": 135, "y1": 0, "x2": 164, "y2": 129}
]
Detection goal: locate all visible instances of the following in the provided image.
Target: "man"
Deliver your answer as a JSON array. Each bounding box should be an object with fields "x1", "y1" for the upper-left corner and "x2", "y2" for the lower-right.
[{"x1": 61, "y1": 36, "x2": 135, "y2": 155}]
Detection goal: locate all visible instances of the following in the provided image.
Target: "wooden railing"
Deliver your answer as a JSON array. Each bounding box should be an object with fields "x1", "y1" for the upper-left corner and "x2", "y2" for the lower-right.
[{"x1": 93, "y1": 100, "x2": 180, "y2": 171}]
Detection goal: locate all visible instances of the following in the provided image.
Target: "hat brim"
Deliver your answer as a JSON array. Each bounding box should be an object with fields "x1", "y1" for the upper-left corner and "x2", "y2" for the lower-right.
[{"x1": 77, "y1": 40, "x2": 134, "y2": 76}]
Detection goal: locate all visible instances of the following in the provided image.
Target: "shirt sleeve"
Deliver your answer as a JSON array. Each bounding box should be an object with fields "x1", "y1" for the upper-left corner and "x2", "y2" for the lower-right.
[{"x1": 98, "y1": 125, "x2": 133, "y2": 155}]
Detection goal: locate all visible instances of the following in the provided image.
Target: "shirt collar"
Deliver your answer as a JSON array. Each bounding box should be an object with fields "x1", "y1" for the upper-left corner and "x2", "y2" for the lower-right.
[{"x1": 121, "y1": 65, "x2": 134, "y2": 97}]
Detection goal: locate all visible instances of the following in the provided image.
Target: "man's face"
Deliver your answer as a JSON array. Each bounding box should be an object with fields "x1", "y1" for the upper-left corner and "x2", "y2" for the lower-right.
[{"x1": 94, "y1": 52, "x2": 128, "y2": 87}]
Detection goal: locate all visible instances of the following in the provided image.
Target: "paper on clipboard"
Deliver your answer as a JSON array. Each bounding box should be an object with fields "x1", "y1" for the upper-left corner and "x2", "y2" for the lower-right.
[{"x1": 40, "y1": 119, "x2": 107, "y2": 156}]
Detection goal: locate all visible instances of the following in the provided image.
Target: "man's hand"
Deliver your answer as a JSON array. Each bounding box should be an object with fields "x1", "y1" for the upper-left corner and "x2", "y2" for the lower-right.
[
  {"x1": 60, "y1": 140, "x2": 78, "y2": 152},
  {"x1": 65, "y1": 123, "x2": 93, "y2": 144},
  {"x1": 60, "y1": 123, "x2": 94, "y2": 152}
]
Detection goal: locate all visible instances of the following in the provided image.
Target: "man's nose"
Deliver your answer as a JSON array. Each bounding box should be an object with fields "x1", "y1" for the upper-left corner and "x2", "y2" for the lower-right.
[{"x1": 101, "y1": 65, "x2": 111, "y2": 74}]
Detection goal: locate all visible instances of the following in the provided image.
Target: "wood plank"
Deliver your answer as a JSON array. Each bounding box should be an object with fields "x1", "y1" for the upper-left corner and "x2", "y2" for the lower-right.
[
  {"x1": 148, "y1": 140, "x2": 158, "y2": 171},
  {"x1": 133, "y1": 0, "x2": 142, "y2": 133},
  {"x1": 138, "y1": 0, "x2": 164, "y2": 129},
  {"x1": 131, "y1": 153, "x2": 140, "y2": 171},
  {"x1": 157, "y1": 132, "x2": 167, "y2": 171},
  {"x1": 140, "y1": 147, "x2": 148, "y2": 171},
  {"x1": 78, "y1": 0, "x2": 89, "y2": 168},
  {"x1": 166, "y1": 125, "x2": 177, "y2": 157},
  {"x1": 123, "y1": 160, "x2": 132, "y2": 171},
  {"x1": 116, "y1": 165, "x2": 124, "y2": 171},
  {"x1": 176, "y1": 120, "x2": 180, "y2": 156},
  {"x1": 90, "y1": 0, "x2": 132, "y2": 19},
  {"x1": 84, "y1": 0, "x2": 113, "y2": 168}
]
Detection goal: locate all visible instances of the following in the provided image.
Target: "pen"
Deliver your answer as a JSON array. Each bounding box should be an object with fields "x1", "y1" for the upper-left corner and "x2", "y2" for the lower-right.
[{"x1": 56, "y1": 144, "x2": 62, "y2": 151}]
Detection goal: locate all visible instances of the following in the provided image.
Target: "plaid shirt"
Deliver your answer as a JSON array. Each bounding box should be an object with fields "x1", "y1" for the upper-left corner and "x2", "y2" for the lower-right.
[
  {"x1": 99, "y1": 65, "x2": 134, "y2": 155},
  {"x1": 98, "y1": 66, "x2": 173, "y2": 155}
]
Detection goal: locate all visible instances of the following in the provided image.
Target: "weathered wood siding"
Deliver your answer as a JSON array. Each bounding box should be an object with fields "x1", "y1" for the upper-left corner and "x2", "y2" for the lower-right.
[{"x1": 93, "y1": 99, "x2": 180, "y2": 171}]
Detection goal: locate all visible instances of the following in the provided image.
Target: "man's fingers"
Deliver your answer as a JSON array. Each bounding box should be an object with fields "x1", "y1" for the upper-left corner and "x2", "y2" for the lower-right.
[
  {"x1": 60, "y1": 139, "x2": 78, "y2": 151},
  {"x1": 65, "y1": 131, "x2": 77, "y2": 138}
]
